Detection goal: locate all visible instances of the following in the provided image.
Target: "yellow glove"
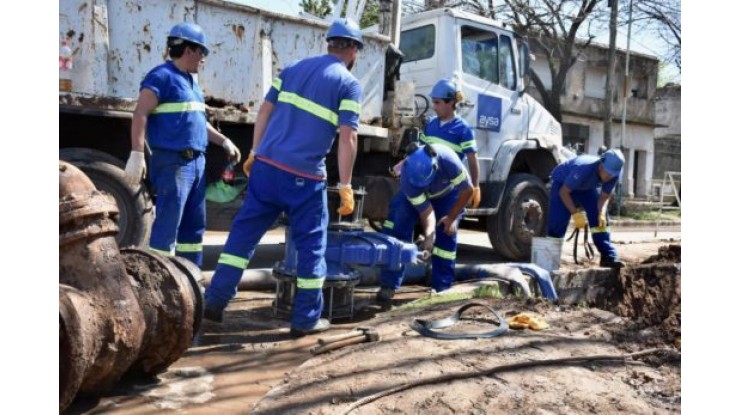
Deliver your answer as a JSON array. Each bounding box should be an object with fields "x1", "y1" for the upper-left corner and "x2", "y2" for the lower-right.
[
  {"x1": 337, "y1": 184, "x2": 354, "y2": 216},
  {"x1": 470, "y1": 186, "x2": 481, "y2": 209},
  {"x1": 598, "y1": 213, "x2": 607, "y2": 228},
  {"x1": 507, "y1": 312, "x2": 549, "y2": 330},
  {"x1": 242, "y1": 151, "x2": 255, "y2": 177},
  {"x1": 572, "y1": 211, "x2": 587, "y2": 230}
]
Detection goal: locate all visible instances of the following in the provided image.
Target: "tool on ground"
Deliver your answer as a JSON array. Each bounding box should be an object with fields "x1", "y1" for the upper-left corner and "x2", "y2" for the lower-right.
[
  {"x1": 311, "y1": 328, "x2": 380, "y2": 355},
  {"x1": 409, "y1": 302, "x2": 508, "y2": 340},
  {"x1": 567, "y1": 225, "x2": 595, "y2": 265}
]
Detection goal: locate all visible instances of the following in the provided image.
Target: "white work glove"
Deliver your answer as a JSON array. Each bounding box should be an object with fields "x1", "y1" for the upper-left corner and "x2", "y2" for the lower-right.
[
  {"x1": 124, "y1": 151, "x2": 146, "y2": 186},
  {"x1": 222, "y1": 138, "x2": 241, "y2": 164}
]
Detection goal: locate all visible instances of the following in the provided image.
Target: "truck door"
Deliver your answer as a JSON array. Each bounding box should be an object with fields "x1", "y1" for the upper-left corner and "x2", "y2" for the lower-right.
[{"x1": 457, "y1": 24, "x2": 526, "y2": 182}]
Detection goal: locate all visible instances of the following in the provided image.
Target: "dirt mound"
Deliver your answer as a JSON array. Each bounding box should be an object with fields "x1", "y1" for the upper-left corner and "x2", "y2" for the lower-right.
[
  {"x1": 602, "y1": 244, "x2": 681, "y2": 345},
  {"x1": 642, "y1": 244, "x2": 681, "y2": 264}
]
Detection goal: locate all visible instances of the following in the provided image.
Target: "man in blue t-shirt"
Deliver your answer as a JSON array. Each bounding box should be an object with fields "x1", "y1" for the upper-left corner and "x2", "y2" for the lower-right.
[
  {"x1": 204, "y1": 19, "x2": 364, "y2": 337},
  {"x1": 421, "y1": 79, "x2": 481, "y2": 208},
  {"x1": 547, "y1": 149, "x2": 626, "y2": 268},
  {"x1": 378, "y1": 143, "x2": 474, "y2": 301},
  {"x1": 124, "y1": 22, "x2": 241, "y2": 268}
]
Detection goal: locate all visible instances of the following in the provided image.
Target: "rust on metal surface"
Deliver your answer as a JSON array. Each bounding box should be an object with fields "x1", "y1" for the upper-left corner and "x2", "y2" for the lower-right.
[{"x1": 59, "y1": 161, "x2": 203, "y2": 412}]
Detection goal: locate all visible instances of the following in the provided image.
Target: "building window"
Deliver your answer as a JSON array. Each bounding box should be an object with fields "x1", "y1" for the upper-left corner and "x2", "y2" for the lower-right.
[
  {"x1": 584, "y1": 67, "x2": 607, "y2": 99},
  {"x1": 399, "y1": 25, "x2": 435, "y2": 63}
]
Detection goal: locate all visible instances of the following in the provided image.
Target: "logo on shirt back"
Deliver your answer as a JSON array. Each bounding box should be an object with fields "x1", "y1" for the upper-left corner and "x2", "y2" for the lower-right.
[{"x1": 477, "y1": 95, "x2": 502, "y2": 132}]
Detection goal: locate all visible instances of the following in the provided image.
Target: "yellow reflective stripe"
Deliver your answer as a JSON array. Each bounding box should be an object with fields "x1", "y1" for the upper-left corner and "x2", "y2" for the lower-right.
[
  {"x1": 218, "y1": 253, "x2": 249, "y2": 269},
  {"x1": 176, "y1": 243, "x2": 202, "y2": 253},
  {"x1": 422, "y1": 136, "x2": 463, "y2": 153},
  {"x1": 297, "y1": 277, "x2": 325, "y2": 290},
  {"x1": 383, "y1": 220, "x2": 394, "y2": 229},
  {"x1": 272, "y1": 77, "x2": 282, "y2": 91},
  {"x1": 152, "y1": 101, "x2": 206, "y2": 114},
  {"x1": 460, "y1": 140, "x2": 476, "y2": 150},
  {"x1": 339, "y1": 99, "x2": 361, "y2": 114},
  {"x1": 149, "y1": 247, "x2": 173, "y2": 256},
  {"x1": 427, "y1": 184, "x2": 452, "y2": 199},
  {"x1": 408, "y1": 193, "x2": 427, "y2": 206},
  {"x1": 277, "y1": 92, "x2": 338, "y2": 126},
  {"x1": 450, "y1": 171, "x2": 466, "y2": 186},
  {"x1": 432, "y1": 247, "x2": 456, "y2": 260},
  {"x1": 591, "y1": 226, "x2": 608, "y2": 234}
]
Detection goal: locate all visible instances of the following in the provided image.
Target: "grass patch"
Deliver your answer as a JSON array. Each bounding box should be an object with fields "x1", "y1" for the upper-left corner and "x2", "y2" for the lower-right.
[{"x1": 395, "y1": 292, "x2": 472, "y2": 310}]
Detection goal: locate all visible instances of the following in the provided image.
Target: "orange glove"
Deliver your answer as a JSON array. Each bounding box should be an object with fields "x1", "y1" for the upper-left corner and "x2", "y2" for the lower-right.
[
  {"x1": 337, "y1": 184, "x2": 354, "y2": 216},
  {"x1": 242, "y1": 151, "x2": 255, "y2": 177},
  {"x1": 572, "y1": 210, "x2": 587, "y2": 230},
  {"x1": 470, "y1": 186, "x2": 481, "y2": 208}
]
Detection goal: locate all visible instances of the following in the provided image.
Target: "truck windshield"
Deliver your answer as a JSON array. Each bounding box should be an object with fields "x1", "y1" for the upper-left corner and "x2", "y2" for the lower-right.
[{"x1": 399, "y1": 25, "x2": 435, "y2": 62}]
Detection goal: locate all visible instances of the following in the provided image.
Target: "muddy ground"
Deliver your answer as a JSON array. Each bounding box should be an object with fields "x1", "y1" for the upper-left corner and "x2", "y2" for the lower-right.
[{"x1": 64, "y1": 241, "x2": 681, "y2": 414}]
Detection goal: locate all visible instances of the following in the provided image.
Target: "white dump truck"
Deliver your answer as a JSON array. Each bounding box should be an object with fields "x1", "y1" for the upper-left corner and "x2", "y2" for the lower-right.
[{"x1": 59, "y1": 0, "x2": 567, "y2": 260}]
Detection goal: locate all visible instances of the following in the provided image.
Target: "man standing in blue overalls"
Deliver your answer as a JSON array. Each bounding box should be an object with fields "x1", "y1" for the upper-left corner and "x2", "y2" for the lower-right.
[
  {"x1": 378, "y1": 143, "x2": 474, "y2": 301},
  {"x1": 204, "y1": 19, "x2": 364, "y2": 337},
  {"x1": 421, "y1": 79, "x2": 481, "y2": 208},
  {"x1": 547, "y1": 148, "x2": 626, "y2": 268},
  {"x1": 124, "y1": 22, "x2": 242, "y2": 268}
]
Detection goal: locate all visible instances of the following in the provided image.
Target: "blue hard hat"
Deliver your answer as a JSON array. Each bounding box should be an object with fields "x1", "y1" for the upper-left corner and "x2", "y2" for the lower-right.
[
  {"x1": 430, "y1": 79, "x2": 463, "y2": 102},
  {"x1": 327, "y1": 18, "x2": 364, "y2": 50},
  {"x1": 601, "y1": 149, "x2": 625, "y2": 177},
  {"x1": 403, "y1": 145, "x2": 438, "y2": 188},
  {"x1": 168, "y1": 22, "x2": 209, "y2": 56}
]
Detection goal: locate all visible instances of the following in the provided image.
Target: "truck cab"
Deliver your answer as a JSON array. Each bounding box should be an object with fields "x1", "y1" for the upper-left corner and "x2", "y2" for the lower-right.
[{"x1": 398, "y1": 8, "x2": 567, "y2": 259}]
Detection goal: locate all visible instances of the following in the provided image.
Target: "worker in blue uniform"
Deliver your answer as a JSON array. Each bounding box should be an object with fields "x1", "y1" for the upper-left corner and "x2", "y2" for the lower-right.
[
  {"x1": 125, "y1": 22, "x2": 242, "y2": 267},
  {"x1": 547, "y1": 148, "x2": 626, "y2": 268},
  {"x1": 421, "y1": 79, "x2": 481, "y2": 208},
  {"x1": 203, "y1": 18, "x2": 364, "y2": 337},
  {"x1": 378, "y1": 143, "x2": 474, "y2": 301}
]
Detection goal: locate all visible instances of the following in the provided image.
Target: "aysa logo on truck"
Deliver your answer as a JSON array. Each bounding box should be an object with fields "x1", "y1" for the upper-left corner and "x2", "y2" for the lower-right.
[{"x1": 477, "y1": 95, "x2": 502, "y2": 132}]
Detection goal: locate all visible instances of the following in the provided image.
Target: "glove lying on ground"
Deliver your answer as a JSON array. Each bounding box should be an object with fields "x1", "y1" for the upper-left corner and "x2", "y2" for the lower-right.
[
  {"x1": 507, "y1": 312, "x2": 549, "y2": 330},
  {"x1": 337, "y1": 183, "x2": 354, "y2": 216}
]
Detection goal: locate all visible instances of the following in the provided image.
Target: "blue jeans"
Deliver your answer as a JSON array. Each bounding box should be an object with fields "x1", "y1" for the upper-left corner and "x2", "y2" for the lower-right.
[{"x1": 148, "y1": 149, "x2": 206, "y2": 267}]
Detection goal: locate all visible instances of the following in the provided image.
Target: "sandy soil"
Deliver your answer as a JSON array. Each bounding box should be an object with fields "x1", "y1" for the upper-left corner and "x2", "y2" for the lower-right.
[{"x1": 64, "y1": 242, "x2": 681, "y2": 415}]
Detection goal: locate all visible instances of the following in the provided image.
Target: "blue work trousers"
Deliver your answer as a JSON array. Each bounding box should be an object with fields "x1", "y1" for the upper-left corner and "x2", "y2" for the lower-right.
[
  {"x1": 205, "y1": 160, "x2": 328, "y2": 330},
  {"x1": 547, "y1": 181, "x2": 618, "y2": 261},
  {"x1": 380, "y1": 189, "x2": 461, "y2": 292},
  {"x1": 149, "y1": 150, "x2": 206, "y2": 267}
]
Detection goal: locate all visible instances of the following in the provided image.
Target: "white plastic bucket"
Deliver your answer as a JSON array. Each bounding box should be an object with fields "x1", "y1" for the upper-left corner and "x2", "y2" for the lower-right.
[{"x1": 531, "y1": 237, "x2": 563, "y2": 273}]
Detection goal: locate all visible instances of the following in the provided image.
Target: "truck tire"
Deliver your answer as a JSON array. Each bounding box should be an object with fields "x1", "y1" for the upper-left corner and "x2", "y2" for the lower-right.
[
  {"x1": 487, "y1": 173, "x2": 548, "y2": 260},
  {"x1": 60, "y1": 148, "x2": 153, "y2": 248}
]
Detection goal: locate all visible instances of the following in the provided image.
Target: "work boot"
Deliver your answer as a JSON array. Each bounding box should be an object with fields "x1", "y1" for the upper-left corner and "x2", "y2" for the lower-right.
[
  {"x1": 376, "y1": 287, "x2": 395, "y2": 303},
  {"x1": 290, "y1": 318, "x2": 331, "y2": 338},
  {"x1": 599, "y1": 258, "x2": 626, "y2": 269},
  {"x1": 203, "y1": 305, "x2": 224, "y2": 323}
]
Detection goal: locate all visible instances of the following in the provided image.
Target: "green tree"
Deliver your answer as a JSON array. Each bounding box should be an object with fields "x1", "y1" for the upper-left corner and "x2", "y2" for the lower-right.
[{"x1": 301, "y1": 0, "x2": 333, "y2": 18}]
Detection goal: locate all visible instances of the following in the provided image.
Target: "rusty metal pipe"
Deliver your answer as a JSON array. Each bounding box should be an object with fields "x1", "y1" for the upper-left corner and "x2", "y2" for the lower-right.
[
  {"x1": 59, "y1": 161, "x2": 146, "y2": 398},
  {"x1": 58, "y1": 161, "x2": 203, "y2": 412}
]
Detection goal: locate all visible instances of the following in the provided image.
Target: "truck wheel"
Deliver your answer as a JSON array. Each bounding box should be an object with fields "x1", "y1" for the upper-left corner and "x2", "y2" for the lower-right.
[
  {"x1": 487, "y1": 173, "x2": 548, "y2": 260},
  {"x1": 60, "y1": 148, "x2": 153, "y2": 248}
]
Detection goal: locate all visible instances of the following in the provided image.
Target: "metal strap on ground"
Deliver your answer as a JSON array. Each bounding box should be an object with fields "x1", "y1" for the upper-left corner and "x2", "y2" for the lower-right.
[{"x1": 409, "y1": 302, "x2": 508, "y2": 340}]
